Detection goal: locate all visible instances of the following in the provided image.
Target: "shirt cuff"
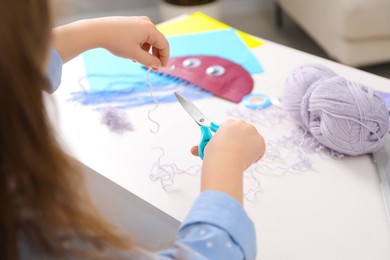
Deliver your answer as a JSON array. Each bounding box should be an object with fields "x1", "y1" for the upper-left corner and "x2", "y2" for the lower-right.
[
  {"x1": 180, "y1": 191, "x2": 257, "y2": 260},
  {"x1": 47, "y1": 48, "x2": 63, "y2": 93}
]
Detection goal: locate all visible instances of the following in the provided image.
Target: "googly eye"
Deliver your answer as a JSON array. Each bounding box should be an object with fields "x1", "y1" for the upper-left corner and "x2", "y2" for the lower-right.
[
  {"x1": 182, "y1": 58, "x2": 201, "y2": 68},
  {"x1": 206, "y1": 65, "x2": 225, "y2": 77}
]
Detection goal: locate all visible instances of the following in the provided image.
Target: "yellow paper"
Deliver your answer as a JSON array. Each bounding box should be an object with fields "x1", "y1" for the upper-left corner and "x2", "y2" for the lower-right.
[{"x1": 158, "y1": 12, "x2": 263, "y2": 49}]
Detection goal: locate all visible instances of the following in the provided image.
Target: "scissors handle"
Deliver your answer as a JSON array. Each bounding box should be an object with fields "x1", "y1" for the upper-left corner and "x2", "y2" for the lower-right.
[{"x1": 199, "y1": 122, "x2": 219, "y2": 159}]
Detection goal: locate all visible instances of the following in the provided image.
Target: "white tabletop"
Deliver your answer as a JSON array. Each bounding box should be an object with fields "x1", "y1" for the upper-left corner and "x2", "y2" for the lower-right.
[{"x1": 50, "y1": 38, "x2": 390, "y2": 260}]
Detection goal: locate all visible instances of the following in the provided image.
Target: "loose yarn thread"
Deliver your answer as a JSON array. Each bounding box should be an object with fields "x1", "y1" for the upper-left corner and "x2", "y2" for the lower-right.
[
  {"x1": 145, "y1": 67, "x2": 202, "y2": 191},
  {"x1": 242, "y1": 128, "x2": 318, "y2": 200},
  {"x1": 282, "y1": 64, "x2": 389, "y2": 156},
  {"x1": 228, "y1": 103, "x2": 287, "y2": 127},
  {"x1": 149, "y1": 147, "x2": 201, "y2": 191},
  {"x1": 146, "y1": 67, "x2": 160, "y2": 134},
  {"x1": 146, "y1": 66, "x2": 178, "y2": 134},
  {"x1": 100, "y1": 106, "x2": 134, "y2": 134},
  {"x1": 228, "y1": 104, "x2": 317, "y2": 200}
]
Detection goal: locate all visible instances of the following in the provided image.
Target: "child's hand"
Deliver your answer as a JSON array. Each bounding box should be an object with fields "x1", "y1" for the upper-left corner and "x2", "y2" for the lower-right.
[
  {"x1": 54, "y1": 16, "x2": 169, "y2": 68},
  {"x1": 192, "y1": 119, "x2": 265, "y2": 203},
  {"x1": 96, "y1": 16, "x2": 170, "y2": 68},
  {"x1": 203, "y1": 119, "x2": 265, "y2": 170},
  {"x1": 190, "y1": 120, "x2": 265, "y2": 168}
]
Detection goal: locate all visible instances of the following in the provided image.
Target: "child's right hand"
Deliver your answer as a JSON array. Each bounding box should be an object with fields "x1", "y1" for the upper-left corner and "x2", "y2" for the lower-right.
[
  {"x1": 192, "y1": 119, "x2": 265, "y2": 204},
  {"x1": 191, "y1": 119, "x2": 265, "y2": 171},
  {"x1": 207, "y1": 119, "x2": 264, "y2": 168}
]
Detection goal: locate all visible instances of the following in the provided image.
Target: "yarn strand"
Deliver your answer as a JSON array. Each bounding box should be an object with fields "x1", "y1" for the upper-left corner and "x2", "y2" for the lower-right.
[{"x1": 146, "y1": 67, "x2": 160, "y2": 134}]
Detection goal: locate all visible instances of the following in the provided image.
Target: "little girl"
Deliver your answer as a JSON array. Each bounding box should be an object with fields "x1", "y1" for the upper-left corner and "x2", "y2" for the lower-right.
[{"x1": 0, "y1": 1, "x2": 265, "y2": 259}]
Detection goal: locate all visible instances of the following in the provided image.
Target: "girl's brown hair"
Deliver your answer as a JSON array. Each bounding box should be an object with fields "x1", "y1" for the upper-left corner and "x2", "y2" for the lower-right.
[{"x1": 0, "y1": 1, "x2": 132, "y2": 258}]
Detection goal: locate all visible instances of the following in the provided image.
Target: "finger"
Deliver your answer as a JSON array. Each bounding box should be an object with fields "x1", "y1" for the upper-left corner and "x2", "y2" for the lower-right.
[
  {"x1": 143, "y1": 29, "x2": 170, "y2": 67},
  {"x1": 152, "y1": 46, "x2": 160, "y2": 61},
  {"x1": 255, "y1": 153, "x2": 263, "y2": 163},
  {"x1": 255, "y1": 139, "x2": 266, "y2": 162},
  {"x1": 152, "y1": 47, "x2": 168, "y2": 68},
  {"x1": 191, "y1": 146, "x2": 199, "y2": 157},
  {"x1": 139, "y1": 16, "x2": 151, "y2": 22},
  {"x1": 132, "y1": 47, "x2": 162, "y2": 68},
  {"x1": 141, "y1": 43, "x2": 152, "y2": 53},
  {"x1": 155, "y1": 44, "x2": 170, "y2": 67}
]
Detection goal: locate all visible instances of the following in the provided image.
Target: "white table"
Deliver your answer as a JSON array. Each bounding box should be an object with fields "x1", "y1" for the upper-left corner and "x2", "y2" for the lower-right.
[{"x1": 50, "y1": 37, "x2": 390, "y2": 259}]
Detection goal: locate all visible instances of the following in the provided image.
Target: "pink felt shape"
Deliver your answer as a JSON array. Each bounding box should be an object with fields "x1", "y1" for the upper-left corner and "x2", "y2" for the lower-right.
[{"x1": 157, "y1": 55, "x2": 254, "y2": 103}]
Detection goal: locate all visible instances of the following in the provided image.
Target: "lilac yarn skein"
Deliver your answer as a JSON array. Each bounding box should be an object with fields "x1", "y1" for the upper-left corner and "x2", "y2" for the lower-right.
[
  {"x1": 282, "y1": 64, "x2": 336, "y2": 127},
  {"x1": 283, "y1": 64, "x2": 389, "y2": 156}
]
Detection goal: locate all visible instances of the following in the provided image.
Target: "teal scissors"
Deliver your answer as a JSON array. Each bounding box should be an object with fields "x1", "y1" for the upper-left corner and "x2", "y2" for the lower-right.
[{"x1": 174, "y1": 91, "x2": 220, "y2": 159}]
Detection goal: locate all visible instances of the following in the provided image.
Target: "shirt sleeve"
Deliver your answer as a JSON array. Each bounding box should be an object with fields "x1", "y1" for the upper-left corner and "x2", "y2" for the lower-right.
[
  {"x1": 157, "y1": 191, "x2": 257, "y2": 260},
  {"x1": 47, "y1": 48, "x2": 63, "y2": 93}
]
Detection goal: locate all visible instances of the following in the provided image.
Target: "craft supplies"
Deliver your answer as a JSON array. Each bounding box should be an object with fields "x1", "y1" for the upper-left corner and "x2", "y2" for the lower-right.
[
  {"x1": 242, "y1": 93, "x2": 272, "y2": 110},
  {"x1": 156, "y1": 55, "x2": 254, "y2": 103},
  {"x1": 282, "y1": 64, "x2": 389, "y2": 156},
  {"x1": 282, "y1": 64, "x2": 336, "y2": 126},
  {"x1": 174, "y1": 91, "x2": 220, "y2": 159},
  {"x1": 146, "y1": 67, "x2": 160, "y2": 134},
  {"x1": 100, "y1": 106, "x2": 133, "y2": 134},
  {"x1": 149, "y1": 147, "x2": 201, "y2": 191}
]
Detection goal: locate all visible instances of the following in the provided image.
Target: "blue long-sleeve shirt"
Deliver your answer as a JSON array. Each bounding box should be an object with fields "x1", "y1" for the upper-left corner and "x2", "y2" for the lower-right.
[
  {"x1": 158, "y1": 191, "x2": 256, "y2": 260},
  {"x1": 43, "y1": 50, "x2": 257, "y2": 259}
]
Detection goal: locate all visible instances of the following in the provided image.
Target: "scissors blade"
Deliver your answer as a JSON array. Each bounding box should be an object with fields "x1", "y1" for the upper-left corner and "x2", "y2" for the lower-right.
[{"x1": 174, "y1": 91, "x2": 211, "y2": 127}]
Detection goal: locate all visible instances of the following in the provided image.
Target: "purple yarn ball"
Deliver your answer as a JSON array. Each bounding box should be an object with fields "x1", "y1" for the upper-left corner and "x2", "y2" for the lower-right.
[
  {"x1": 282, "y1": 64, "x2": 337, "y2": 127},
  {"x1": 283, "y1": 64, "x2": 389, "y2": 156}
]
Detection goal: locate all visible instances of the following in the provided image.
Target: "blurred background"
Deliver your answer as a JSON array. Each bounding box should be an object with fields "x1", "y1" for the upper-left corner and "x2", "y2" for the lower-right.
[{"x1": 58, "y1": 0, "x2": 390, "y2": 79}]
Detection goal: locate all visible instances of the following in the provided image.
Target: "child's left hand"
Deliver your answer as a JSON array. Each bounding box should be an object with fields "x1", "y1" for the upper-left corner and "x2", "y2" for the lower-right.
[
  {"x1": 96, "y1": 16, "x2": 170, "y2": 68},
  {"x1": 54, "y1": 16, "x2": 170, "y2": 68}
]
